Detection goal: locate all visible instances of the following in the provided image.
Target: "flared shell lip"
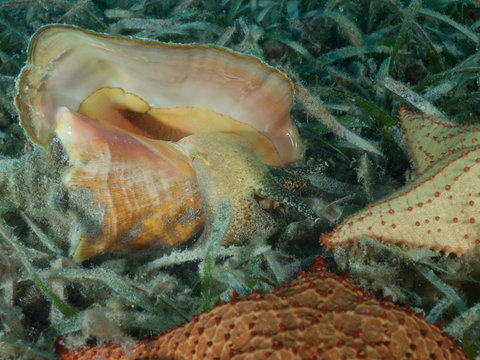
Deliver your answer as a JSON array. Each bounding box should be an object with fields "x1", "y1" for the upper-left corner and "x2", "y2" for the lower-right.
[
  {"x1": 25, "y1": 25, "x2": 294, "y2": 82},
  {"x1": 15, "y1": 24, "x2": 303, "y2": 163},
  {"x1": 16, "y1": 67, "x2": 40, "y2": 138}
]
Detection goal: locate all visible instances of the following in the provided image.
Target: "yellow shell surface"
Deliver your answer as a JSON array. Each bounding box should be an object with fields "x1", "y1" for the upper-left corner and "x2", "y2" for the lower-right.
[
  {"x1": 79, "y1": 87, "x2": 284, "y2": 166},
  {"x1": 57, "y1": 107, "x2": 204, "y2": 261}
]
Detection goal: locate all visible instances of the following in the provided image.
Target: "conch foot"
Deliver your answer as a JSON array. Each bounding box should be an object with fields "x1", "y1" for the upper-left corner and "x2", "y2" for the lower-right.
[
  {"x1": 256, "y1": 176, "x2": 318, "y2": 220},
  {"x1": 264, "y1": 163, "x2": 328, "y2": 218},
  {"x1": 179, "y1": 132, "x2": 319, "y2": 245}
]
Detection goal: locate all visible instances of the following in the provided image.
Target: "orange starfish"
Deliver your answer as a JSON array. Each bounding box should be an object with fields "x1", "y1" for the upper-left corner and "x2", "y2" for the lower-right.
[
  {"x1": 321, "y1": 106, "x2": 480, "y2": 256},
  {"x1": 55, "y1": 257, "x2": 467, "y2": 360}
]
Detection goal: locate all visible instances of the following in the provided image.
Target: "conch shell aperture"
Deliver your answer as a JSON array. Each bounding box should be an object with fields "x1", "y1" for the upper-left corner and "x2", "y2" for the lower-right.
[{"x1": 16, "y1": 25, "x2": 315, "y2": 262}]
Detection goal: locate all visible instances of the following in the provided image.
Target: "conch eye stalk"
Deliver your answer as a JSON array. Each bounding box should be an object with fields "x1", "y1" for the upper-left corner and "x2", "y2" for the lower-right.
[{"x1": 15, "y1": 25, "x2": 316, "y2": 261}]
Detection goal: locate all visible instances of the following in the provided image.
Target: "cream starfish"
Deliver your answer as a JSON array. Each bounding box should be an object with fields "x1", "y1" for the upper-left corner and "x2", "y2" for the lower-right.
[{"x1": 321, "y1": 106, "x2": 480, "y2": 256}]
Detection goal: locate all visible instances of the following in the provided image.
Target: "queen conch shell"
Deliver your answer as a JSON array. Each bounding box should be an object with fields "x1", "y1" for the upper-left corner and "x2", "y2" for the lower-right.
[{"x1": 16, "y1": 25, "x2": 314, "y2": 262}]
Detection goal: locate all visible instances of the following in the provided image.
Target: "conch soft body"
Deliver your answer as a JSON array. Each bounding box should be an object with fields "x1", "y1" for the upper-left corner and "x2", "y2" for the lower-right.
[{"x1": 15, "y1": 25, "x2": 317, "y2": 261}]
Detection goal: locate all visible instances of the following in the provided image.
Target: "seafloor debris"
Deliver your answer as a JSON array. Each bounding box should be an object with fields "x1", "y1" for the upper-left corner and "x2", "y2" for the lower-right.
[{"x1": 55, "y1": 257, "x2": 467, "y2": 360}]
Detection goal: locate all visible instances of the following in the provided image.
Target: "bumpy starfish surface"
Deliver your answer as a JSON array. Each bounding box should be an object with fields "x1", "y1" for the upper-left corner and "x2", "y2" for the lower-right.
[
  {"x1": 398, "y1": 105, "x2": 480, "y2": 174},
  {"x1": 55, "y1": 256, "x2": 467, "y2": 360},
  {"x1": 321, "y1": 106, "x2": 480, "y2": 256}
]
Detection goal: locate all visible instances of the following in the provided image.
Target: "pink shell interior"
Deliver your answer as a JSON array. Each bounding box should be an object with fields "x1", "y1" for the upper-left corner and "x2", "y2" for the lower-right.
[{"x1": 16, "y1": 25, "x2": 302, "y2": 164}]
